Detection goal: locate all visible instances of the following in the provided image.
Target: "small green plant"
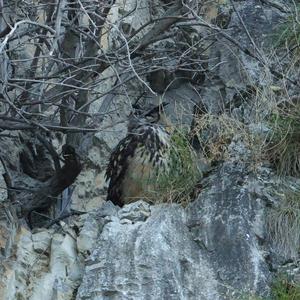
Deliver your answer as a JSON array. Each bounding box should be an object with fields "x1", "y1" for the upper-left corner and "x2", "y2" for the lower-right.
[
  {"x1": 155, "y1": 128, "x2": 202, "y2": 205},
  {"x1": 273, "y1": 4, "x2": 300, "y2": 54},
  {"x1": 271, "y1": 275, "x2": 300, "y2": 300}
]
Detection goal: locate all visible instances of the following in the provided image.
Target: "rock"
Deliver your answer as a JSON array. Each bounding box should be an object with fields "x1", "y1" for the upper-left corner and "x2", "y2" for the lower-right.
[
  {"x1": 77, "y1": 201, "x2": 119, "y2": 256},
  {"x1": 0, "y1": 224, "x2": 84, "y2": 300},
  {"x1": 0, "y1": 131, "x2": 24, "y2": 172},
  {"x1": 199, "y1": 0, "x2": 284, "y2": 114},
  {"x1": 32, "y1": 229, "x2": 53, "y2": 254},
  {"x1": 278, "y1": 260, "x2": 300, "y2": 285},
  {"x1": 0, "y1": 161, "x2": 7, "y2": 202},
  {"x1": 94, "y1": 120, "x2": 127, "y2": 152},
  {"x1": 71, "y1": 168, "x2": 107, "y2": 212},
  {"x1": 248, "y1": 122, "x2": 270, "y2": 138},
  {"x1": 50, "y1": 229, "x2": 83, "y2": 282},
  {"x1": 0, "y1": 205, "x2": 19, "y2": 300},
  {"x1": 12, "y1": 227, "x2": 41, "y2": 300},
  {"x1": 77, "y1": 215, "x2": 103, "y2": 256},
  {"x1": 30, "y1": 227, "x2": 84, "y2": 300},
  {"x1": 75, "y1": 136, "x2": 273, "y2": 299},
  {"x1": 149, "y1": 83, "x2": 200, "y2": 128},
  {"x1": 96, "y1": 200, "x2": 119, "y2": 218},
  {"x1": 77, "y1": 204, "x2": 220, "y2": 300},
  {"x1": 118, "y1": 200, "x2": 151, "y2": 222},
  {"x1": 186, "y1": 160, "x2": 271, "y2": 299},
  {"x1": 106, "y1": 0, "x2": 161, "y2": 49}
]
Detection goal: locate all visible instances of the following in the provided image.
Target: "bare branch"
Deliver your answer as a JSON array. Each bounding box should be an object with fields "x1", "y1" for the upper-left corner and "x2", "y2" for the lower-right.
[
  {"x1": 20, "y1": 145, "x2": 82, "y2": 217},
  {"x1": 0, "y1": 20, "x2": 55, "y2": 54},
  {"x1": 0, "y1": 155, "x2": 15, "y2": 202}
]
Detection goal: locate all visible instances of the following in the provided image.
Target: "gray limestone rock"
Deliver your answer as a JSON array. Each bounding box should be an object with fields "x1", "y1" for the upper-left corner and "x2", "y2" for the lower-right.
[
  {"x1": 186, "y1": 162, "x2": 271, "y2": 299},
  {"x1": 117, "y1": 200, "x2": 151, "y2": 222},
  {"x1": 77, "y1": 201, "x2": 118, "y2": 256},
  {"x1": 76, "y1": 157, "x2": 272, "y2": 300},
  {"x1": 32, "y1": 229, "x2": 53, "y2": 254},
  {"x1": 199, "y1": 0, "x2": 284, "y2": 115},
  {"x1": 0, "y1": 1, "x2": 298, "y2": 300},
  {"x1": 77, "y1": 203, "x2": 220, "y2": 300}
]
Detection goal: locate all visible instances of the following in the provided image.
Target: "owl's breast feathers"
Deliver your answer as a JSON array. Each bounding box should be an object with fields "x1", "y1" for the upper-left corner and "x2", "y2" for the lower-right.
[{"x1": 105, "y1": 124, "x2": 170, "y2": 207}]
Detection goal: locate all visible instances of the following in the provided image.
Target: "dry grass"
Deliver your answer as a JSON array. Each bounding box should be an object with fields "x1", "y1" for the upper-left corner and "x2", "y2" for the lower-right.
[
  {"x1": 273, "y1": 3, "x2": 300, "y2": 62},
  {"x1": 264, "y1": 3, "x2": 300, "y2": 176},
  {"x1": 267, "y1": 182, "x2": 300, "y2": 259},
  {"x1": 263, "y1": 5, "x2": 300, "y2": 262},
  {"x1": 266, "y1": 102, "x2": 300, "y2": 177},
  {"x1": 191, "y1": 113, "x2": 248, "y2": 162}
]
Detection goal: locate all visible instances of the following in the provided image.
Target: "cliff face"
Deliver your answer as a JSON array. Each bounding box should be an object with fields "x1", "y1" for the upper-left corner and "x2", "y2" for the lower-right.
[
  {"x1": 1, "y1": 0, "x2": 300, "y2": 299},
  {"x1": 76, "y1": 161, "x2": 271, "y2": 299}
]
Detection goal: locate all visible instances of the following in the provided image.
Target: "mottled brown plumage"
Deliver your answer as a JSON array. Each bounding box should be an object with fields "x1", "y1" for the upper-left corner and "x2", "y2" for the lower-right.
[{"x1": 105, "y1": 104, "x2": 171, "y2": 207}]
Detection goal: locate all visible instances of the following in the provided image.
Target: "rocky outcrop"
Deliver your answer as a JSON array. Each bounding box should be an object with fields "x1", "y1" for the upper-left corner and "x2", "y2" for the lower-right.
[
  {"x1": 0, "y1": 224, "x2": 84, "y2": 300},
  {"x1": 77, "y1": 202, "x2": 219, "y2": 300},
  {"x1": 1, "y1": 1, "x2": 299, "y2": 300},
  {"x1": 76, "y1": 136, "x2": 273, "y2": 299},
  {"x1": 199, "y1": 0, "x2": 285, "y2": 115}
]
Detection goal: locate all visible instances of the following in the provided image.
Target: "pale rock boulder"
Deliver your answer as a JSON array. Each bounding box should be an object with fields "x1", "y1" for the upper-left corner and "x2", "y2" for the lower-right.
[
  {"x1": 76, "y1": 204, "x2": 220, "y2": 300},
  {"x1": 75, "y1": 139, "x2": 272, "y2": 299},
  {"x1": 31, "y1": 226, "x2": 83, "y2": 300},
  {"x1": 0, "y1": 225, "x2": 83, "y2": 300}
]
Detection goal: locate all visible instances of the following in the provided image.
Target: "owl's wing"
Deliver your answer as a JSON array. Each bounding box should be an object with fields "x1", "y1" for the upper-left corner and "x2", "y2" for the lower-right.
[
  {"x1": 105, "y1": 133, "x2": 140, "y2": 207},
  {"x1": 105, "y1": 125, "x2": 168, "y2": 206}
]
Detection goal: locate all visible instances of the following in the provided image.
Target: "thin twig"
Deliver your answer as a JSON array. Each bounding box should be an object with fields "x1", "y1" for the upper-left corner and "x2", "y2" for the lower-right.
[
  {"x1": 45, "y1": 210, "x2": 86, "y2": 228},
  {"x1": 0, "y1": 20, "x2": 55, "y2": 54},
  {"x1": 0, "y1": 155, "x2": 15, "y2": 202}
]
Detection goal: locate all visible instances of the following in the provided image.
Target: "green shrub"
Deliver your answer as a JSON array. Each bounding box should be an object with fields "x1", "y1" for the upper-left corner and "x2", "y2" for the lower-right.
[
  {"x1": 271, "y1": 276, "x2": 300, "y2": 300},
  {"x1": 156, "y1": 128, "x2": 202, "y2": 205},
  {"x1": 274, "y1": 5, "x2": 300, "y2": 53}
]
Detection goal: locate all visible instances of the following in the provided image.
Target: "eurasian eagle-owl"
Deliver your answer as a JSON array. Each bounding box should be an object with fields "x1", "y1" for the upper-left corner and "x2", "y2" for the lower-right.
[{"x1": 105, "y1": 104, "x2": 172, "y2": 207}]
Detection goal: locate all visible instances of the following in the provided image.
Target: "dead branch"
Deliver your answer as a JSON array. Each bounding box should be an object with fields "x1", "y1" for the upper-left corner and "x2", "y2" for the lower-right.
[
  {"x1": 0, "y1": 20, "x2": 56, "y2": 54},
  {"x1": 0, "y1": 155, "x2": 15, "y2": 202},
  {"x1": 45, "y1": 210, "x2": 86, "y2": 229},
  {"x1": 133, "y1": 1, "x2": 187, "y2": 54},
  {"x1": 20, "y1": 145, "x2": 82, "y2": 217}
]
